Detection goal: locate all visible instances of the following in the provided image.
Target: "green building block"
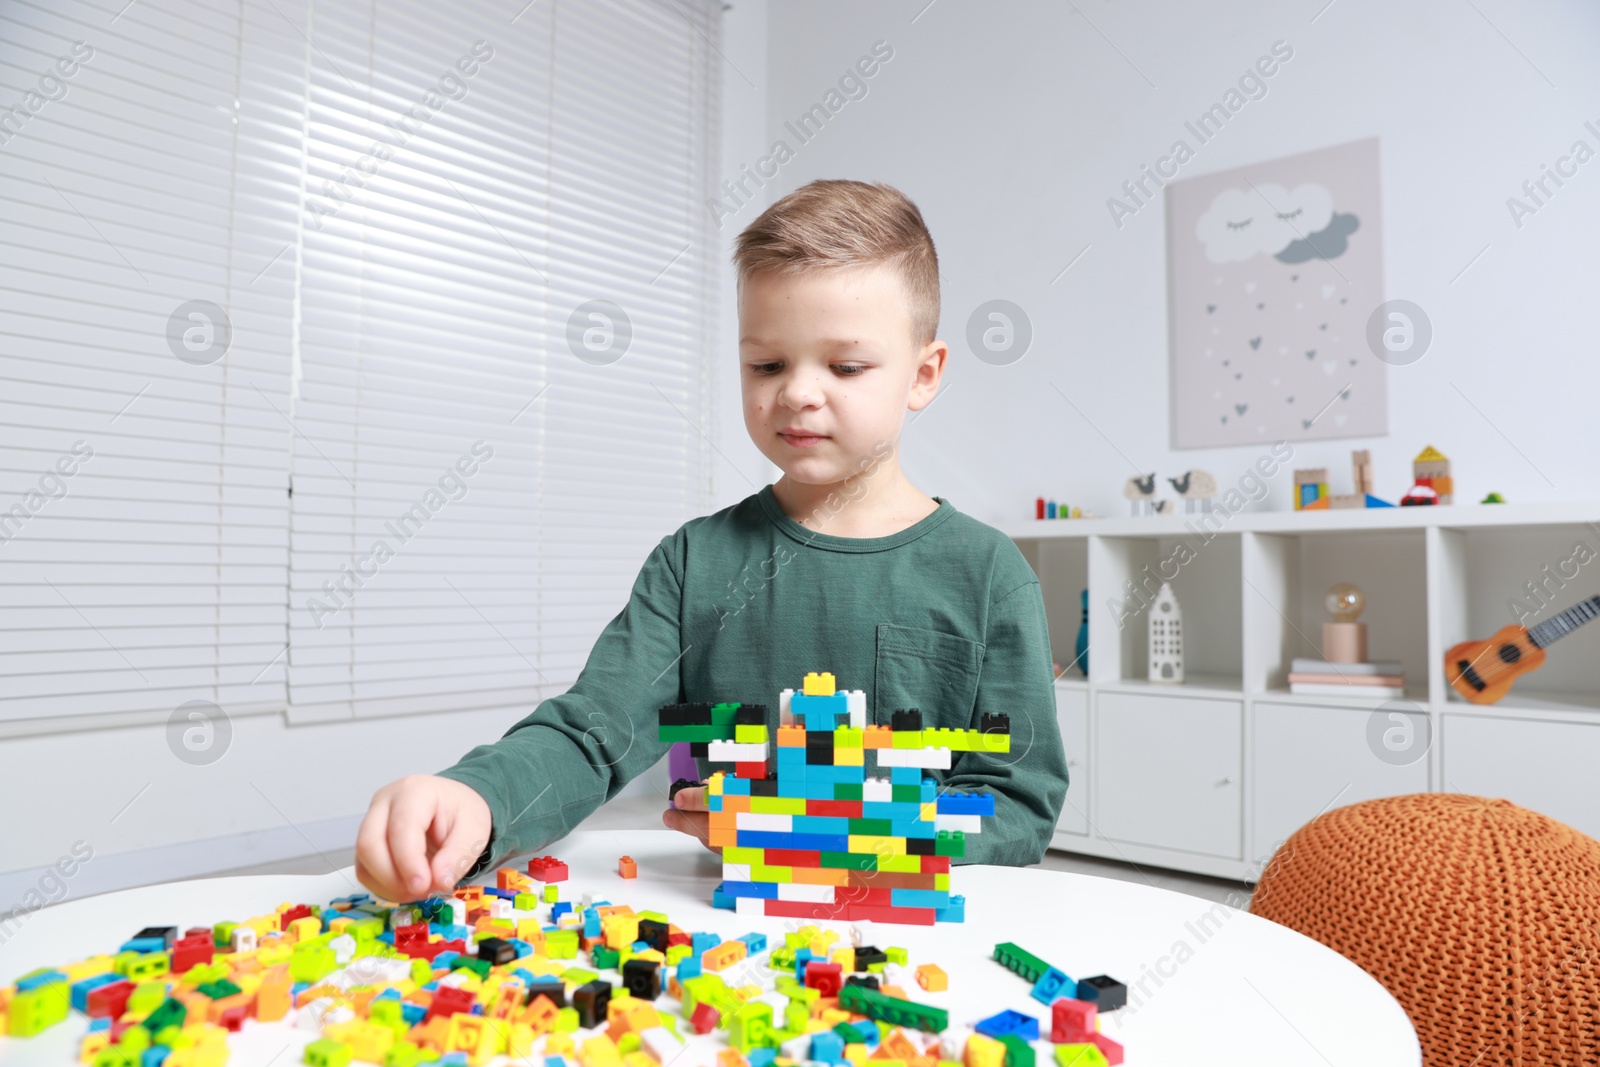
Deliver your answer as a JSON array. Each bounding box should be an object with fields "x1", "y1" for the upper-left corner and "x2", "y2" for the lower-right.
[
  {"x1": 127, "y1": 981, "x2": 168, "y2": 1014},
  {"x1": 304, "y1": 1037, "x2": 354, "y2": 1067},
  {"x1": 727, "y1": 1002, "x2": 773, "y2": 1052},
  {"x1": 196, "y1": 978, "x2": 242, "y2": 1000},
  {"x1": 560, "y1": 966, "x2": 597, "y2": 986},
  {"x1": 885, "y1": 947, "x2": 908, "y2": 966},
  {"x1": 383, "y1": 1041, "x2": 441, "y2": 1067},
  {"x1": 544, "y1": 929, "x2": 579, "y2": 958},
  {"x1": 514, "y1": 893, "x2": 539, "y2": 910},
  {"x1": 291, "y1": 943, "x2": 338, "y2": 984},
  {"x1": 837, "y1": 981, "x2": 946, "y2": 1032},
  {"x1": 543, "y1": 885, "x2": 558, "y2": 904},
  {"x1": 665, "y1": 944, "x2": 691, "y2": 966},
  {"x1": 211, "y1": 921, "x2": 239, "y2": 948},
  {"x1": 998, "y1": 1034, "x2": 1035, "y2": 1067},
  {"x1": 591, "y1": 946, "x2": 621, "y2": 970},
  {"x1": 993, "y1": 941, "x2": 1052, "y2": 983},
  {"x1": 555, "y1": 1006, "x2": 580, "y2": 1032},
  {"x1": 934, "y1": 830, "x2": 966, "y2": 858},
  {"x1": 1054, "y1": 1045, "x2": 1108, "y2": 1067},
  {"x1": 144, "y1": 996, "x2": 188, "y2": 1034},
  {"x1": 6, "y1": 979, "x2": 69, "y2": 1036},
  {"x1": 92, "y1": 1047, "x2": 140, "y2": 1067}
]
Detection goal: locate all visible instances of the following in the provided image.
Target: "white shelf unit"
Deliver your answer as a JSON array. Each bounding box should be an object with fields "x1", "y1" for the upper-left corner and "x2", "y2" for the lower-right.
[{"x1": 1009, "y1": 502, "x2": 1600, "y2": 882}]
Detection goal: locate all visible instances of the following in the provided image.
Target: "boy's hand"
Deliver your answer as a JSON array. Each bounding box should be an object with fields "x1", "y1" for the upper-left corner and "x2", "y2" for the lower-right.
[
  {"x1": 662, "y1": 787, "x2": 721, "y2": 855},
  {"x1": 355, "y1": 774, "x2": 493, "y2": 902}
]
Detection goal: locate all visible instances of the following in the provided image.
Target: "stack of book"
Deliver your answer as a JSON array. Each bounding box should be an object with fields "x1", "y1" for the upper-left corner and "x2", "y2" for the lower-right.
[{"x1": 1289, "y1": 657, "x2": 1406, "y2": 698}]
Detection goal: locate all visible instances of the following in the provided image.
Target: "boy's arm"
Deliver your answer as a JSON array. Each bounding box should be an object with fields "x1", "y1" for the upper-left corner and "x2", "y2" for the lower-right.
[
  {"x1": 434, "y1": 536, "x2": 683, "y2": 878},
  {"x1": 941, "y1": 579, "x2": 1069, "y2": 866}
]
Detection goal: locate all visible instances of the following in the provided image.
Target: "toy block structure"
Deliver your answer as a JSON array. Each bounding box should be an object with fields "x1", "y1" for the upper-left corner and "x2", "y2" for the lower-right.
[
  {"x1": 658, "y1": 672, "x2": 1009, "y2": 925},
  {"x1": 1412, "y1": 445, "x2": 1453, "y2": 504},
  {"x1": 1292, "y1": 467, "x2": 1328, "y2": 510}
]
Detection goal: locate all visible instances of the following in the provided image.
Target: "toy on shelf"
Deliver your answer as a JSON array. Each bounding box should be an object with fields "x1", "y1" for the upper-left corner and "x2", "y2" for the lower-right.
[
  {"x1": 1446, "y1": 592, "x2": 1600, "y2": 704},
  {"x1": 1413, "y1": 445, "x2": 1453, "y2": 504},
  {"x1": 1074, "y1": 588, "x2": 1090, "y2": 676},
  {"x1": 1035, "y1": 497, "x2": 1089, "y2": 520},
  {"x1": 1147, "y1": 582, "x2": 1183, "y2": 683},
  {"x1": 1167, "y1": 469, "x2": 1217, "y2": 513},
  {"x1": 1123, "y1": 473, "x2": 1170, "y2": 516},
  {"x1": 1481, "y1": 491, "x2": 1506, "y2": 504},
  {"x1": 1296, "y1": 451, "x2": 1394, "y2": 510},
  {"x1": 658, "y1": 671, "x2": 1006, "y2": 925}
]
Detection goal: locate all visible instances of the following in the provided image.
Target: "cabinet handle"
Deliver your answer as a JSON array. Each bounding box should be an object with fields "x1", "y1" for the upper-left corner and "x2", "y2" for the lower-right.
[
  {"x1": 1067, "y1": 759, "x2": 1080, "y2": 767},
  {"x1": 1218, "y1": 775, "x2": 1235, "y2": 786}
]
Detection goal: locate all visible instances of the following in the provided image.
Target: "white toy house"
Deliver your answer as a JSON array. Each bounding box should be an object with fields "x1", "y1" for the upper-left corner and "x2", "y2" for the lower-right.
[{"x1": 1148, "y1": 582, "x2": 1184, "y2": 683}]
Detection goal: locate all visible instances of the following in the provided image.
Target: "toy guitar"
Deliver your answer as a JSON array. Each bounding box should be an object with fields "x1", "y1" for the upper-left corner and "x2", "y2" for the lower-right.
[{"x1": 1445, "y1": 594, "x2": 1600, "y2": 703}]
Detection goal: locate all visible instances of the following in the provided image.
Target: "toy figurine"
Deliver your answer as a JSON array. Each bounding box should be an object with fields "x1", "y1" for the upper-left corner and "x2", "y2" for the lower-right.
[
  {"x1": 1168, "y1": 470, "x2": 1217, "y2": 513},
  {"x1": 1124, "y1": 473, "x2": 1158, "y2": 515},
  {"x1": 1074, "y1": 588, "x2": 1089, "y2": 675},
  {"x1": 1148, "y1": 583, "x2": 1183, "y2": 683},
  {"x1": 1413, "y1": 446, "x2": 1453, "y2": 504}
]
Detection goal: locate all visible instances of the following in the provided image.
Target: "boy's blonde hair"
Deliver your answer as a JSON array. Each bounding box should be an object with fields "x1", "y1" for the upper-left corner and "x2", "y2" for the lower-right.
[{"x1": 733, "y1": 179, "x2": 940, "y2": 348}]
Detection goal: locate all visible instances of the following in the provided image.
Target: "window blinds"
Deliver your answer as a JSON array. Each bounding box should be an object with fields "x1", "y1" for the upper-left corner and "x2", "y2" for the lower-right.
[
  {"x1": 0, "y1": 0, "x2": 302, "y2": 723},
  {"x1": 284, "y1": 0, "x2": 720, "y2": 722},
  {"x1": 1, "y1": 0, "x2": 720, "y2": 726}
]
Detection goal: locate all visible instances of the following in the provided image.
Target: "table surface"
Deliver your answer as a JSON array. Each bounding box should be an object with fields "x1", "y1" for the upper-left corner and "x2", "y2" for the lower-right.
[{"x1": 0, "y1": 829, "x2": 1420, "y2": 1067}]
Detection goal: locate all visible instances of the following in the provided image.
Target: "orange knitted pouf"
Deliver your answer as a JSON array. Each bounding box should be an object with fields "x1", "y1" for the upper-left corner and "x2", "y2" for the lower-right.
[{"x1": 1250, "y1": 793, "x2": 1600, "y2": 1066}]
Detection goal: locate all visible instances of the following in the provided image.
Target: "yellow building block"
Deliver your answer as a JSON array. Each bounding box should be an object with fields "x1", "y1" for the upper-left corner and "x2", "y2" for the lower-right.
[
  {"x1": 834, "y1": 747, "x2": 864, "y2": 766},
  {"x1": 830, "y1": 947, "x2": 856, "y2": 972},
  {"x1": 579, "y1": 1036, "x2": 623, "y2": 1067},
  {"x1": 921, "y1": 803, "x2": 936, "y2": 822},
  {"x1": 965, "y1": 1033, "x2": 1005, "y2": 1067},
  {"x1": 914, "y1": 965, "x2": 947, "y2": 992},
  {"x1": 546, "y1": 1032, "x2": 576, "y2": 1056},
  {"x1": 78, "y1": 1030, "x2": 110, "y2": 1063},
  {"x1": 802, "y1": 672, "x2": 836, "y2": 696}
]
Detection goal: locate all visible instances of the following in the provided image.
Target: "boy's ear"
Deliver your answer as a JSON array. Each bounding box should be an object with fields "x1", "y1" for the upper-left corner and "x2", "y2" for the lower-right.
[{"x1": 908, "y1": 338, "x2": 948, "y2": 410}]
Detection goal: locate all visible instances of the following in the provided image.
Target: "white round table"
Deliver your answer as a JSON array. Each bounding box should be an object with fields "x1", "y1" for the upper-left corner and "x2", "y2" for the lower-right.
[{"x1": 0, "y1": 829, "x2": 1419, "y2": 1066}]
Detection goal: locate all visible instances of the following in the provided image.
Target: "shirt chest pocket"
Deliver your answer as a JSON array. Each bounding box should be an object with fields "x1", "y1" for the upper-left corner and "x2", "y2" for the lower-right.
[{"x1": 872, "y1": 623, "x2": 984, "y2": 730}]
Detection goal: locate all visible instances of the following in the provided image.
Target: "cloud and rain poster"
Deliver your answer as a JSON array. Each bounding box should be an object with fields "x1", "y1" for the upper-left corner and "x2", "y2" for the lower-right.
[{"x1": 1165, "y1": 137, "x2": 1388, "y2": 449}]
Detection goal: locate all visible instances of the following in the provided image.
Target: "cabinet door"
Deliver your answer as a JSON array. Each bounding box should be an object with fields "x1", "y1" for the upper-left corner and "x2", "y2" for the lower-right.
[
  {"x1": 1097, "y1": 691, "x2": 1242, "y2": 858},
  {"x1": 1252, "y1": 702, "x2": 1428, "y2": 872},
  {"x1": 1056, "y1": 685, "x2": 1089, "y2": 836},
  {"x1": 1443, "y1": 714, "x2": 1600, "y2": 840}
]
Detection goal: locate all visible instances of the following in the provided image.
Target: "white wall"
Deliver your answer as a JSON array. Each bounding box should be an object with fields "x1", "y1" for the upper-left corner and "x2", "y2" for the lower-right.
[
  {"x1": 0, "y1": 0, "x2": 775, "y2": 898},
  {"x1": 759, "y1": 0, "x2": 1600, "y2": 525}
]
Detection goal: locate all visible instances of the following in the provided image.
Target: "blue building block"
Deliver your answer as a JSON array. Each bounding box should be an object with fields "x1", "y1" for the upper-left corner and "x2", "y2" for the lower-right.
[
  {"x1": 434, "y1": 951, "x2": 461, "y2": 970},
  {"x1": 88, "y1": 1017, "x2": 112, "y2": 1033},
  {"x1": 736, "y1": 932, "x2": 768, "y2": 955},
  {"x1": 119, "y1": 938, "x2": 165, "y2": 955},
  {"x1": 1030, "y1": 967, "x2": 1075, "y2": 1005},
  {"x1": 70, "y1": 972, "x2": 120, "y2": 1010},
  {"x1": 677, "y1": 956, "x2": 702, "y2": 982},
  {"x1": 889, "y1": 889, "x2": 950, "y2": 910},
  {"x1": 747, "y1": 1049, "x2": 777, "y2": 1067},
  {"x1": 975, "y1": 1009, "x2": 1038, "y2": 1042},
  {"x1": 737, "y1": 831, "x2": 850, "y2": 852},
  {"x1": 936, "y1": 791, "x2": 996, "y2": 817},
  {"x1": 483, "y1": 887, "x2": 519, "y2": 901},
  {"x1": 141, "y1": 1047, "x2": 171, "y2": 1067},
  {"x1": 809, "y1": 1030, "x2": 846, "y2": 1063},
  {"x1": 551, "y1": 902, "x2": 573, "y2": 920},
  {"x1": 691, "y1": 932, "x2": 722, "y2": 955},
  {"x1": 711, "y1": 883, "x2": 736, "y2": 911},
  {"x1": 889, "y1": 766, "x2": 922, "y2": 785},
  {"x1": 934, "y1": 894, "x2": 965, "y2": 924}
]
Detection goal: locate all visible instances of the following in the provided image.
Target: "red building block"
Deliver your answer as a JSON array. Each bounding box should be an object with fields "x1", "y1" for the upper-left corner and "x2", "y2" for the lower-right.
[
  {"x1": 845, "y1": 903, "x2": 937, "y2": 926},
  {"x1": 804, "y1": 961, "x2": 843, "y2": 996},
  {"x1": 217, "y1": 1004, "x2": 249, "y2": 1032},
  {"x1": 85, "y1": 979, "x2": 134, "y2": 1019},
  {"x1": 279, "y1": 904, "x2": 314, "y2": 930},
  {"x1": 734, "y1": 761, "x2": 767, "y2": 779},
  {"x1": 171, "y1": 933, "x2": 215, "y2": 974},
  {"x1": 1089, "y1": 1033, "x2": 1123, "y2": 1066},
  {"x1": 425, "y1": 986, "x2": 476, "y2": 1022},
  {"x1": 690, "y1": 1002, "x2": 720, "y2": 1034},
  {"x1": 1051, "y1": 998, "x2": 1097, "y2": 1043},
  {"x1": 527, "y1": 856, "x2": 569, "y2": 882}
]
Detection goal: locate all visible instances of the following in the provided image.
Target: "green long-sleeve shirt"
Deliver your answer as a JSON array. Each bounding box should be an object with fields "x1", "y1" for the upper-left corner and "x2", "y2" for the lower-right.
[{"x1": 438, "y1": 484, "x2": 1068, "y2": 873}]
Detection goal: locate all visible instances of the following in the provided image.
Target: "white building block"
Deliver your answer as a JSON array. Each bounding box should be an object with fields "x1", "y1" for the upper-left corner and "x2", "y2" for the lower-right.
[
  {"x1": 722, "y1": 862, "x2": 752, "y2": 881},
  {"x1": 874, "y1": 747, "x2": 952, "y2": 769},
  {"x1": 935, "y1": 814, "x2": 982, "y2": 834},
  {"x1": 708, "y1": 740, "x2": 769, "y2": 762},
  {"x1": 863, "y1": 777, "x2": 893, "y2": 803},
  {"x1": 845, "y1": 689, "x2": 867, "y2": 728},
  {"x1": 776, "y1": 882, "x2": 837, "y2": 903}
]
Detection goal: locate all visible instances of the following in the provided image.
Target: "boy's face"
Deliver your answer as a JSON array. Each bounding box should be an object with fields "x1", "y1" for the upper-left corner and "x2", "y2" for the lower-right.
[{"x1": 739, "y1": 264, "x2": 943, "y2": 488}]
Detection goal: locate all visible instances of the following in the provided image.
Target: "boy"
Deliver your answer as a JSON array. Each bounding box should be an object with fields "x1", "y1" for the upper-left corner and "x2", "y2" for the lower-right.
[{"x1": 354, "y1": 180, "x2": 1069, "y2": 902}]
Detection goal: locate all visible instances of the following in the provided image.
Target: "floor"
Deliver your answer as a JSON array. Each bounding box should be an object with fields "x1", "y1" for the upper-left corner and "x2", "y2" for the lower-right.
[{"x1": 204, "y1": 792, "x2": 1253, "y2": 909}]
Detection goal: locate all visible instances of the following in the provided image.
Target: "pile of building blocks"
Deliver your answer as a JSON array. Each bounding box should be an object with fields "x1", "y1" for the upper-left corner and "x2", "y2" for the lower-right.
[
  {"x1": 659, "y1": 672, "x2": 1009, "y2": 926},
  {"x1": 0, "y1": 856, "x2": 1132, "y2": 1067}
]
